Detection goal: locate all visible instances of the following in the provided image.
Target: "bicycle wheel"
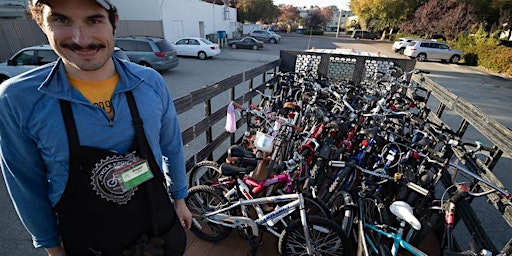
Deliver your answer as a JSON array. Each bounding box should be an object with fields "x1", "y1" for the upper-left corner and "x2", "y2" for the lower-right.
[
  {"x1": 186, "y1": 185, "x2": 232, "y2": 242},
  {"x1": 188, "y1": 161, "x2": 221, "y2": 187},
  {"x1": 327, "y1": 191, "x2": 355, "y2": 233},
  {"x1": 357, "y1": 194, "x2": 389, "y2": 256},
  {"x1": 279, "y1": 215, "x2": 354, "y2": 256}
]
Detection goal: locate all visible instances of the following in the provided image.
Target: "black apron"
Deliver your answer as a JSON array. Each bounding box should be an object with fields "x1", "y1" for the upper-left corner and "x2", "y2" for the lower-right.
[{"x1": 55, "y1": 91, "x2": 186, "y2": 256}]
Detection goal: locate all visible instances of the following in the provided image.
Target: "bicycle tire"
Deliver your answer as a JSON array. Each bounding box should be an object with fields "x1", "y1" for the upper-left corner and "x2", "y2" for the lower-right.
[
  {"x1": 409, "y1": 209, "x2": 443, "y2": 245},
  {"x1": 188, "y1": 161, "x2": 221, "y2": 187},
  {"x1": 327, "y1": 190, "x2": 355, "y2": 233},
  {"x1": 186, "y1": 185, "x2": 232, "y2": 242},
  {"x1": 357, "y1": 193, "x2": 390, "y2": 256},
  {"x1": 278, "y1": 215, "x2": 354, "y2": 256}
]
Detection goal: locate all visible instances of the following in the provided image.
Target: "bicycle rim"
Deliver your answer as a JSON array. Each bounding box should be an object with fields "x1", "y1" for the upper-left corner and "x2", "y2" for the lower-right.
[
  {"x1": 188, "y1": 161, "x2": 221, "y2": 187},
  {"x1": 279, "y1": 216, "x2": 353, "y2": 256},
  {"x1": 186, "y1": 185, "x2": 232, "y2": 242}
]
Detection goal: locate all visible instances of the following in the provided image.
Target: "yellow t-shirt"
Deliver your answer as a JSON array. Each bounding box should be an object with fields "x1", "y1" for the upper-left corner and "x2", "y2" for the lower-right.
[{"x1": 67, "y1": 74, "x2": 119, "y2": 119}]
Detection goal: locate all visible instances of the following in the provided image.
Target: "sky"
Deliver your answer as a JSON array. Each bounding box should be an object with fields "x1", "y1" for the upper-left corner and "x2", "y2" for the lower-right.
[{"x1": 273, "y1": 0, "x2": 350, "y2": 10}]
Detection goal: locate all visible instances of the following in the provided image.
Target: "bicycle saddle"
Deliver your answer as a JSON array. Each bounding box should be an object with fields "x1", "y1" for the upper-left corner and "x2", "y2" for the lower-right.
[
  {"x1": 227, "y1": 145, "x2": 256, "y2": 159},
  {"x1": 219, "y1": 162, "x2": 254, "y2": 176},
  {"x1": 389, "y1": 201, "x2": 422, "y2": 230}
]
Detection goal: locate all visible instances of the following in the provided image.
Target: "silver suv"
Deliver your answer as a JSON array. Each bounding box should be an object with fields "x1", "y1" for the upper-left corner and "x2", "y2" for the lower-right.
[
  {"x1": 115, "y1": 36, "x2": 179, "y2": 71},
  {"x1": 0, "y1": 44, "x2": 129, "y2": 83},
  {"x1": 248, "y1": 29, "x2": 280, "y2": 44},
  {"x1": 403, "y1": 40, "x2": 462, "y2": 63}
]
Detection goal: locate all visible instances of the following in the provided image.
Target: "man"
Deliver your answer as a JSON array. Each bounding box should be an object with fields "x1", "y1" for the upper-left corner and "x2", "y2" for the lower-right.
[{"x1": 0, "y1": 0, "x2": 191, "y2": 255}]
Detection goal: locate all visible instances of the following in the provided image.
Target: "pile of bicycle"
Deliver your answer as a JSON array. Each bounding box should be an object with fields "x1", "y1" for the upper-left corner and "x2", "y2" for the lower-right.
[{"x1": 185, "y1": 67, "x2": 511, "y2": 256}]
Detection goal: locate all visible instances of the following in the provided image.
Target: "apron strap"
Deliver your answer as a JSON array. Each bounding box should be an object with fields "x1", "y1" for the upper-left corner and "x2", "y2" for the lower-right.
[
  {"x1": 59, "y1": 100, "x2": 80, "y2": 154},
  {"x1": 125, "y1": 91, "x2": 164, "y2": 180}
]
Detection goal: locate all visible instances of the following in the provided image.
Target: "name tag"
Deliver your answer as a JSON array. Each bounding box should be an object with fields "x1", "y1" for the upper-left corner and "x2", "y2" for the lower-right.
[{"x1": 115, "y1": 160, "x2": 154, "y2": 191}]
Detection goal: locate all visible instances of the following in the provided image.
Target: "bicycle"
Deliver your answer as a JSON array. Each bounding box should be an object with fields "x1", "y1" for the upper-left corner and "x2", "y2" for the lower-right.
[{"x1": 186, "y1": 180, "x2": 353, "y2": 255}]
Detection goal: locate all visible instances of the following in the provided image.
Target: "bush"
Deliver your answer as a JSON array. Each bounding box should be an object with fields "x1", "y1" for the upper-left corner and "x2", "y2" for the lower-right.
[
  {"x1": 304, "y1": 30, "x2": 324, "y2": 35},
  {"x1": 451, "y1": 32, "x2": 512, "y2": 77}
]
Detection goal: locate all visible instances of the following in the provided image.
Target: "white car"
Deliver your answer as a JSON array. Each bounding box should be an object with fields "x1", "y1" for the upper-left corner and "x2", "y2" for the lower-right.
[
  {"x1": 392, "y1": 37, "x2": 423, "y2": 54},
  {"x1": 173, "y1": 37, "x2": 221, "y2": 60},
  {"x1": 403, "y1": 40, "x2": 462, "y2": 63},
  {"x1": 0, "y1": 44, "x2": 129, "y2": 83}
]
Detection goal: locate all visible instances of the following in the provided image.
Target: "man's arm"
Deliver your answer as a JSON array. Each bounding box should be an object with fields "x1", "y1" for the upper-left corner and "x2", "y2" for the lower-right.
[{"x1": 0, "y1": 86, "x2": 62, "y2": 248}]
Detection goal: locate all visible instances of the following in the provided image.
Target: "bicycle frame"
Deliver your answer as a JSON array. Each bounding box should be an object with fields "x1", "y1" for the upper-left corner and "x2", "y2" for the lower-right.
[
  {"x1": 198, "y1": 191, "x2": 315, "y2": 254},
  {"x1": 364, "y1": 222, "x2": 428, "y2": 256}
]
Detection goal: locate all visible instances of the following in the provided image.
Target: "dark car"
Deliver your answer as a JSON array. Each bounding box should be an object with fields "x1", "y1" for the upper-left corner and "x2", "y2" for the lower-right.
[
  {"x1": 351, "y1": 30, "x2": 376, "y2": 40},
  {"x1": 248, "y1": 29, "x2": 280, "y2": 44},
  {"x1": 115, "y1": 36, "x2": 179, "y2": 71},
  {"x1": 228, "y1": 37, "x2": 264, "y2": 50}
]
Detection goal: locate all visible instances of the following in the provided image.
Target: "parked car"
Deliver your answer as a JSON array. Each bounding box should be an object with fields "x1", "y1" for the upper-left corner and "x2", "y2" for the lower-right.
[
  {"x1": 173, "y1": 37, "x2": 220, "y2": 60},
  {"x1": 248, "y1": 29, "x2": 280, "y2": 44},
  {"x1": 403, "y1": 40, "x2": 462, "y2": 63},
  {"x1": 392, "y1": 37, "x2": 423, "y2": 54},
  {"x1": 228, "y1": 37, "x2": 264, "y2": 50},
  {"x1": 351, "y1": 30, "x2": 376, "y2": 40},
  {"x1": 115, "y1": 36, "x2": 179, "y2": 71},
  {"x1": 0, "y1": 44, "x2": 129, "y2": 83}
]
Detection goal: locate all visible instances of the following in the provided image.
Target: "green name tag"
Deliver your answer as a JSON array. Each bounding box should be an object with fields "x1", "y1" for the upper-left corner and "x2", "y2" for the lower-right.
[{"x1": 116, "y1": 160, "x2": 154, "y2": 191}]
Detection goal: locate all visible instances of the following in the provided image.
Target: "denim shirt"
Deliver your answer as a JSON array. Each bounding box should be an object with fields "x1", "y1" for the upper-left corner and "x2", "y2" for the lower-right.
[{"x1": 0, "y1": 57, "x2": 187, "y2": 248}]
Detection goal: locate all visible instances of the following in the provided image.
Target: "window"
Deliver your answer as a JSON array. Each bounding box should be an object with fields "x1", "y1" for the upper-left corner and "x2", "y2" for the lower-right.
[
  {"x1": 438, "y1": 44, "x2": 449, "y2": 49},
  {"x1": 155, "y1": 39, "x2": 175, "y2": 52},
  {"x1": 175, "y1": 39, "x2": 188, "y2": 45},
  {"x1": 37, "y1": 50, "x2": 58, "y2": 65},
  {"x1": 13, "y1": 50, "x2": 37, "y2": 65},
  {"x1": 189, "y1": 39, "x2": 199, "y2": 45},
  {"x1": 116, "y1": 40, "x2": 136, "y2": 51},
  {"x1": 135, "y1": 41, "x2": 152, "y2": 52}
]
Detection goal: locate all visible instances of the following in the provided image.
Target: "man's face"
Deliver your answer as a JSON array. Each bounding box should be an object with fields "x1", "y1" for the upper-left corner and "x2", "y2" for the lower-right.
[{"x1": 39, "y1": 0, "x2": 117, "y2": 74}]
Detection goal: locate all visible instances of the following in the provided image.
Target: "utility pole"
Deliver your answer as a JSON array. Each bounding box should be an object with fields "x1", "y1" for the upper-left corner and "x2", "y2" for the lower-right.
[{"x1": 336, "y1": 9, "x2": 343, "y2": 38}]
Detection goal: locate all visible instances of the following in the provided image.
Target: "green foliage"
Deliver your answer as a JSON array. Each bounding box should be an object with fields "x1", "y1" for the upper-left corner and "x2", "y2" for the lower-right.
[
  {"x1": 236, "y1": 0, "x2": 279, "y2": 23},
  {"x1": 451, "y1": 31, "x2": 512, "y2": 76}
]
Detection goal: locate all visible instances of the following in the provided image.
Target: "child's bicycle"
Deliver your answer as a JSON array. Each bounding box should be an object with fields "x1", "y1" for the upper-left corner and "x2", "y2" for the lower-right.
[{"x1": 186, "y1": 163, "x2": 353, "y2": 255}]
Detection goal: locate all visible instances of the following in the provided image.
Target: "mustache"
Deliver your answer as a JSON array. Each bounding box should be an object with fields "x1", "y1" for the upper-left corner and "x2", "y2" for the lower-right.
[{"x1": 62, "y1": 44, "x2": 106, "y2": 51}]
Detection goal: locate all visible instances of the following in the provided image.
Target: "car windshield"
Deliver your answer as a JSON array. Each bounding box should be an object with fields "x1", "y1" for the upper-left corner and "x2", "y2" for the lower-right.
[{"x1": 155, "y1": 39, "x2": 175, "y2": 52}]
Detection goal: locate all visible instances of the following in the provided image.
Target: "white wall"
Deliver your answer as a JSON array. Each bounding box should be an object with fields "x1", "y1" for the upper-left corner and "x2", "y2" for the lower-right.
[
  {"x1": 162, "y1": 0, "x2": 236, "y2": 43},
  {"x1": 110, "y1": 0, "x2": 163, "y2": 20},
  {"x1": 110, "y1": 0, "x2": 236, "y2": 43}
]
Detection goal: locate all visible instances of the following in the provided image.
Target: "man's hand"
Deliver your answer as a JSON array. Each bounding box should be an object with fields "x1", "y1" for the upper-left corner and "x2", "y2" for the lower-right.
[
  {"x1": 45, "y1": 245, "x2": 65, "y2": 256},
  {"x1": 174, "y1": 199, "x2": 192, "y2": 230}
]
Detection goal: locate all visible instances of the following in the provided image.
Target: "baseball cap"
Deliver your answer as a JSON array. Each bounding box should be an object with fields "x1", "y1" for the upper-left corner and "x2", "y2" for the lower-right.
[{"x1": 32, "y1": 0, "x2": 114, "y2": 11}]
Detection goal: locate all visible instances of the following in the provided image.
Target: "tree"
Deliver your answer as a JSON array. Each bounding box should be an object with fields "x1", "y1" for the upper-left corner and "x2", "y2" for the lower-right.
[
  {"x1": 350, "y1": 0, "x2": 427, "y2": 32},
  {"x1": 304, "y1": 8, "x2": 332, "y2": 30},
  {"x1": 278, "y1": 5, "x2": 301, "y2": 31},
  {"x1": 235, "y1": 0, "x2": 279, "y2": 23},
  {"x1": 401, "y1": 0, "x2": 476, "y2": 40}
]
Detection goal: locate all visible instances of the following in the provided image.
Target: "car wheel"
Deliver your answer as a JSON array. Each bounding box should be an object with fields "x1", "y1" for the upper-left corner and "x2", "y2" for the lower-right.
[
  {"x1": 139, "y1": 62, "x2": 151, "y2": 68},
  {"x1": 0, "y1": 75, "x2": 9, "y2": 84},
  {"x1": 416, "y1": 53, "x2": 427, "y2": 62},
  {"x1": 398, "y1": 48, "x2": 405, "y2": 54},
  {"x1": 198, "y1": 51, "x2": 207, "y2": 60},
  {"x1": 449, "y1": 55, "x2": 460, "y2": 64},
  {"x1": 231, "y1": 44, "x2": 237, "y2": 49},
  {"x1": 270, "y1": 38, "x2": 276, "y2": 44},
  {"x1": 252, "y1": 45, "x2": 258, "y2": 50}
]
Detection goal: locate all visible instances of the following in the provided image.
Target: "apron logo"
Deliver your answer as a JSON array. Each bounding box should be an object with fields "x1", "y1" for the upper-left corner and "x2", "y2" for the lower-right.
[{"x1": 91, "y1": 152, "x2": 140, "y2": 205}]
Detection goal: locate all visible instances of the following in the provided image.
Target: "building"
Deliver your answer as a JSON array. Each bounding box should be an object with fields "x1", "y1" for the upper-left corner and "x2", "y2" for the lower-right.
[
  {"x1": 110, "y1": 0, "x2": 237, "y2": 43},
  {"x1": 0, "y1": 0, "x2": 27, "y2": 20},
  {"x1": 325, "y1": 9, "x2": 352, "y2": 32}
]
